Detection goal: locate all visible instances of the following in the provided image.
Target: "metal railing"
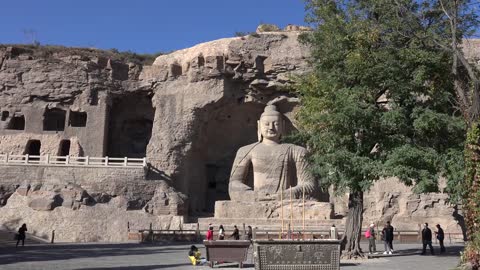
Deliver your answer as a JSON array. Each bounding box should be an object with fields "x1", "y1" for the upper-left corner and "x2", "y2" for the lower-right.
[{"x1": 0, "y1": 153, "x2": 147, "y2": 168}]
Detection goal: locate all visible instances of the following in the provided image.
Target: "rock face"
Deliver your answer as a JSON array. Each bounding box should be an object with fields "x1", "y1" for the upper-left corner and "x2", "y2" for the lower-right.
[{"x1": 0, "y1": 28, "x2": 477, "y2": 241}]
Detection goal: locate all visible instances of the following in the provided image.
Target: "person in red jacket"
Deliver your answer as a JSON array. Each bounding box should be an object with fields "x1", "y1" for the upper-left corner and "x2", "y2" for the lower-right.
[{"x1": 206, "y1": 226, "x2": 214, "y2": 241}]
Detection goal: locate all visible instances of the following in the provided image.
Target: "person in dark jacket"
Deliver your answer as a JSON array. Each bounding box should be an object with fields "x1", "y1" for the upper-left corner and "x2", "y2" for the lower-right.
[
  {"x1": 382, "y1": 221, "x2": 394, "y2": 254},
  {"x1": 367, "y1": 223, "x2": 377, "y2": 254},
  {"x1": 435, "y1": 224, "x2": 446, "y2": 253},
  {"x1": 230, "y1": 225, "x2": 240, "y2": 240},
  {"x1": 421, "y1": 223, "x2": 435, "y2": 255},
  {"x1": 247, "y1": 226, "x2": 253, "y2": 241},
  {"x1": 16, "y1": 223, "x2": 27, "y2": 247}
]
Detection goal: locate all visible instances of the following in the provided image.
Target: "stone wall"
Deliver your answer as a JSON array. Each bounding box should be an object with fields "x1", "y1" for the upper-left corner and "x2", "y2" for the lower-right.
[{"x1": 0, "y1": 164, "x2": 187, "y2": 241}]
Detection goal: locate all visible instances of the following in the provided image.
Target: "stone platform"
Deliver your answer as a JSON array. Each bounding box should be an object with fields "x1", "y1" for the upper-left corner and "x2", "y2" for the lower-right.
[
  {"x1": 214, "y1": 200, "x2": 333, "y2": 220},
  {"x1": 202, "y1": 200, "x2": 341, "y2": 232}
]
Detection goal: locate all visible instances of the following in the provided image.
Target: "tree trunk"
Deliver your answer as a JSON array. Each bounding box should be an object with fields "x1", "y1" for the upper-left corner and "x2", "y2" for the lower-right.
[{"x1": 341, "y1": 190, "x2": 364, "y2": 259}]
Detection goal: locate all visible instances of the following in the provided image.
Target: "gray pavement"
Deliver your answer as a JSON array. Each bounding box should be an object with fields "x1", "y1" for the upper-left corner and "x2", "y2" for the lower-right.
[{"x1": 0, "y1": 239, "x2": 464, "y2": 270}]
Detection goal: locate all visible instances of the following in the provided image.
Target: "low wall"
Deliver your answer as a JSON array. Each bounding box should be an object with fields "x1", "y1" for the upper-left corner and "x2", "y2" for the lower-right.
[{"x1": 0, "y1": 163, "x2": 146, "y2": 183}]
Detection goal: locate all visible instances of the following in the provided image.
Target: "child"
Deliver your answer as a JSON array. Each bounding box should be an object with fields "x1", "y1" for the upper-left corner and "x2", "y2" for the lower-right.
[{"x1": 188, "y1": 245, "x2": 206, "y2": 266}]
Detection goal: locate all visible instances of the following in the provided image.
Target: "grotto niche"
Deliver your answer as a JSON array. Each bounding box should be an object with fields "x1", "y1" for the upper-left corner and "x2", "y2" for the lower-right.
[{"x1": 106, "y1": 92, "x2": 154, "y2": 158}]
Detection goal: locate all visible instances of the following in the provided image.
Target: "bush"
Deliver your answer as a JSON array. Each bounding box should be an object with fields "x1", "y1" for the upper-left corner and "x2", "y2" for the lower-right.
[
  {"x1": 461, "y1": 232, "x2": 480, "y2": 269},
  {"x1": 256, "y1": 24, "x2": 280, "y2": 32}
]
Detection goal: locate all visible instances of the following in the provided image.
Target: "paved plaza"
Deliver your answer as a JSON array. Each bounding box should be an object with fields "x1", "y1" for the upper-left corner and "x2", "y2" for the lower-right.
[{"x1": 0, "y1": 232, "x2": 464, "y2": 270}]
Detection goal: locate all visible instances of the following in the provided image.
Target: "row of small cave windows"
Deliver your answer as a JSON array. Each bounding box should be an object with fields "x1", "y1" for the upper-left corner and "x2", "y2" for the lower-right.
[
  {"x1": 25, "y1": 139, "x2": 71, "y2": 156},
  {"x1": 0, "y1": 109, "x2": 87, "y2": 131}
]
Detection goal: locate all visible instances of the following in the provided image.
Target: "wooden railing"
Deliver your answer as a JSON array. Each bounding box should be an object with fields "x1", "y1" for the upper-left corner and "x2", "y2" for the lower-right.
[{"x1": 0, "y1": 154, "x2": 147, "y2": 168}]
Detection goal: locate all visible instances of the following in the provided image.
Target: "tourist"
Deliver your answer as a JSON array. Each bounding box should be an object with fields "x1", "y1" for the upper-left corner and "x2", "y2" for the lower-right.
[
  {"x1": 435, "y1": 224, "x2": 446, "y2": 253},
  {"x1": 386, "y1": 221, "x2": 395, "y2": 252},
  {"x1": 16, "y1": 223, "x2": 27, "y2": 247},
  {"x1": 206, "y1": 226, "x2": 214, "y2": 241},
  {"x1": 230, "y1": 225, "x2": 240, "y2": 240},
  {"x1": 218, "y1": 225, "x2": 225, "y2": 240},
  {"x1": 366, "y1": 223, "x2": 377, "y2": 255},
  {"x1": 188, "y1": 245, "x2": 206, "y2": 265},
  {"x1": 381, "y1": 222, "x2": 394, "y2": 254},
  {"x1": 421, "y1": 223, "x2": 435, "y2": 255},
  {"x1": 330, "y1": 224, "x2": 339, "y2": 240},
  {"x1": 247, "y1": 226, "x2": 253, "y2": 241}
]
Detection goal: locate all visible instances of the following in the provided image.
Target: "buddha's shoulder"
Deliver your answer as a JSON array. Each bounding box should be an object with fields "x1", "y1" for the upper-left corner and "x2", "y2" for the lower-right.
[
  {"x1": 235, "y1": 143, "x2": 259, "y2": 154},
  {"x1": 283, "y1": 143, "x2": 308, "y2": 152}
]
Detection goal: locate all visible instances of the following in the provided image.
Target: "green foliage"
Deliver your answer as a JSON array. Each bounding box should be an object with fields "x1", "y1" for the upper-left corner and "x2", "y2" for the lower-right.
[
  {"x1": 296, "y1": 0, "x2": 466, "y2": 195},
  {"x1": 461, "y1": 231, "x2": 480, "y2": 268},
  {"x1": 0, "y1": 44, "x2": 167, "y2": 66},
  {"x1": 110, "y1": 49, "x2": 165, "y2": 65}
]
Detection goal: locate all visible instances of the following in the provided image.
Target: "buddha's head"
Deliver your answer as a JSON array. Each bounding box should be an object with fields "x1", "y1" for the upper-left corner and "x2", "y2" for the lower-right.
[{"x1": 258, "y1": 105, "x2": 284, "y2": 143}]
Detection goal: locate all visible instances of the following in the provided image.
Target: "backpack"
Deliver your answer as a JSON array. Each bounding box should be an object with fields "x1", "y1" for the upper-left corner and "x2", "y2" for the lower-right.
[{"x1": 365, "y1": 229, "x2": 371, "y2": 238}]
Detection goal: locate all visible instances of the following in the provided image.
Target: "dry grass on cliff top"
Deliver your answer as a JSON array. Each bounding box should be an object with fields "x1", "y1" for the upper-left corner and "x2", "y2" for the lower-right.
[{"x1": 0, "y1": 44, "x2": 168, "y2": 65}]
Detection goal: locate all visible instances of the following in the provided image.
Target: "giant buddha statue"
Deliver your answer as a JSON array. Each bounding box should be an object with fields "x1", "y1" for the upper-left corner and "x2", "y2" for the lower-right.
[
  {"x1": 228, "y1": 104, "x2": 317, "y2": 202},
  {"x1": 214, "y1": 104, "x2": 331, "y2": 221}
]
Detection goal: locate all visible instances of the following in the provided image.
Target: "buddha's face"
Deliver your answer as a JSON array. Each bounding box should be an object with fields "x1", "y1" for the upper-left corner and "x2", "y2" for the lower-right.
[{"x1": 259, "y1": 115, "x2": 283, "y2": 142}]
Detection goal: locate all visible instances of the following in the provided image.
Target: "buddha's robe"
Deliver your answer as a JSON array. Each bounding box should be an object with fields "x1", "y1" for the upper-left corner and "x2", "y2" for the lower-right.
[{"x1": 228, "y1": 142, "x2": 316, "y2": 201}]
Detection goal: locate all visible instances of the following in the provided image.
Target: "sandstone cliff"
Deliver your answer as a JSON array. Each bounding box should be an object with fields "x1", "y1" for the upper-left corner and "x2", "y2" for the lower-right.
[{"x1": 0, "y1": 29, "x2": 476, "y2": 241}]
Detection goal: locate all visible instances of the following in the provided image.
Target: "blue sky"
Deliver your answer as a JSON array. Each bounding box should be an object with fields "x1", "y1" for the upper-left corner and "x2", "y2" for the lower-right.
[{"x1": 0, "y1": 0, "x2": 306, "y2": 54}]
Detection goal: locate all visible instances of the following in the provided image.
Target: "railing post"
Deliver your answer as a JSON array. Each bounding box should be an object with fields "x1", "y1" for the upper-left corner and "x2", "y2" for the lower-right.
[
  {"x1": 25, "y1": 154, "x2": 29, "y2": 164},
  {"x1": 45, "y1": 154, "x2": 50, "y2": 164},
  {"x1": 5, "y1": 153, "x2": 9, "y2": 163},
  {"x1": 86, "y1": 156, "x2": 90, "y2": 165},
  {"x1": 51, "y1": 230, "x2": 55, "y2": 244},
  {"x1": 105, "y1": 156, "x2": 109, "y2": 166},
  {"x1": 65, "y1": 155, "x2": 70, "y2": 165},
  {"x1": 142, "y1": 157, "x2": 147, "y2": 167},
  {"x1": 124, "y1": 157, "x2": 128, "y2": 167}
]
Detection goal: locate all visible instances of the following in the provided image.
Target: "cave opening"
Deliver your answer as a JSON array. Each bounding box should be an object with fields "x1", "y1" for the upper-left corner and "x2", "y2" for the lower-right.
[
  {"x1": 69, "y1": 111, "x2": 87, "y2": 127},
  {"x1": 106, "y1": 92, "x2": 154, "y2": 158},
  {"x1": 58, "y1": 140, "x2": 71, "y2": 156},
  {"x1": 43, "y1": 108, "x2": 66, "y2": 131},
  {"x1": 7, "y1": 115, "x2": 25, "y2": 130},
  {"x1": 1, "y1": 111, "x2": 9, "y2": 121},
  {"x1": 25, "y1": 140, "x2": 41, "y2": 155}
]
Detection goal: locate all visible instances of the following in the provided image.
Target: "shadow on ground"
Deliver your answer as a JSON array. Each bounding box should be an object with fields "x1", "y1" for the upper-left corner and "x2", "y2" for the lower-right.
[
  {"x1": 367, "y1": 245, "x2": 463, "y2": 258},
  {"x1": 0, "y1": 243, "x2": 189, "y2": 266},
  {"x1": 73, "y1": 263, "x2": 191, "y2": 270}
]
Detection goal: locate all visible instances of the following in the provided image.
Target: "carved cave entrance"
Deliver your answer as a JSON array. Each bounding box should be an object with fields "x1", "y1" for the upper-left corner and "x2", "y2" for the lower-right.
[
  {"x1": 7, "y1": 115, "x2": 25, "y2": 130},
  {"x1": 193, "y1": 101, "x2": 265, "y2": 214},
  {"x1": 1, "y1": 111, "x2": 8, "y2": 121},
  {"x1": 25, "y1": 140, "x2": 41, "y2": 156},
  {"x1": 43, "y1": 108, "x2": 66, "y2": 131},
  {"x1": 106, "y1": 92, "x2": 154, "y2": 158},
  {"x1": 58, "y1": 140, "x2": 71, "y2": 156}
]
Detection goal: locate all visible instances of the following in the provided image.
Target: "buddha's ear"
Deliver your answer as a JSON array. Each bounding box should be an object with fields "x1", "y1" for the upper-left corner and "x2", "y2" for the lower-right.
[{"x1": 257, "y1": 120, "x2": 262, "y2": 142}]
